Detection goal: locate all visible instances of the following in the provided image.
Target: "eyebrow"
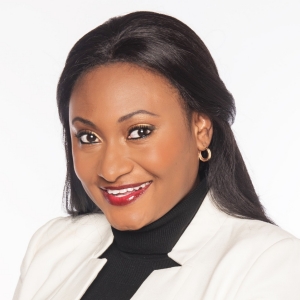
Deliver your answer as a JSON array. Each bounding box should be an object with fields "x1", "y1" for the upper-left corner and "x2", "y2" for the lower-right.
[
  {"x1": 71, "y1": 110, "x2": 159, "y2": 128},
  {"x1": 117, "y1": 110, "x2": 159, "y2": 123},
  {"x1": 71, "y1": 117, "x2": 98, "y2": 129}
]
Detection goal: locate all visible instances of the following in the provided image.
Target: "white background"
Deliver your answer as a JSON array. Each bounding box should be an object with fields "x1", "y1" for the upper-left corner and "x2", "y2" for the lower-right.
[{"x1": 0, "y1": 0, "x2": 299, "y2": 298}]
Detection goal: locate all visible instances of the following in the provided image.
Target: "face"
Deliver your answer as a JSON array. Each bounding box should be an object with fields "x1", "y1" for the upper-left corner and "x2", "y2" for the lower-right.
[{"x1": 69, "y1": 63, "x2": 212, "y2": 230}]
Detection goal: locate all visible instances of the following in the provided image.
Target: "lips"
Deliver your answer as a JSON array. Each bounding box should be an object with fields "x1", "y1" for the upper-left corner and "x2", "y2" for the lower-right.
[{"x1": 100, "y1": 181, "x2": 152, "y2": 206}]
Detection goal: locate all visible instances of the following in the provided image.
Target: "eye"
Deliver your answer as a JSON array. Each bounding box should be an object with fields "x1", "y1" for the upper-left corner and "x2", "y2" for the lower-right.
[
  {"x1": 76, "y1": 131, "x2": 101, "y2": 144},
  {"x1": 128, "y1": 125, "x2": 154, "y2": 140}
]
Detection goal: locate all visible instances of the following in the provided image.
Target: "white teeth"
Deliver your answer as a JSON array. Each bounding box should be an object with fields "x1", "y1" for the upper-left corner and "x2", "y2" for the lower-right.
[{"x1": 105, "y1": 181, "x2": 151, "y2": 195}]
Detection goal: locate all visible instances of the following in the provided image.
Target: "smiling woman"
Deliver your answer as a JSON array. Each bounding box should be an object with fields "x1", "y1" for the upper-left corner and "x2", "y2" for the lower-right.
[
  {"x1": 13, "y1": 11, "x2": 300, "y2": 300},
  {"x1": 69, "y1": 63, "x2": 207, "y2": 230}
]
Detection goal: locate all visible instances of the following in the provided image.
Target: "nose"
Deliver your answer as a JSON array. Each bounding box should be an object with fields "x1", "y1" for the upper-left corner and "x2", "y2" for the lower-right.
[{"x1": 97, "y1": 142, "x2": 134, "y2": 183}]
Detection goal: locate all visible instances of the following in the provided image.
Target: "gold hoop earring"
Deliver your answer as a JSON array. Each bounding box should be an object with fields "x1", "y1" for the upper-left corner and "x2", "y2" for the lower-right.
[{"x1": 199, "y1": 148, "x2": 211, "y2": 162}]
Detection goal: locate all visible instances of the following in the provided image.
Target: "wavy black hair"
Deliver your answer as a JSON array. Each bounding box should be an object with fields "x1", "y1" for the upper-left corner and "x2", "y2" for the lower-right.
[{"x1": 57, "y1": 11, "x2": 273, "y2": 223}]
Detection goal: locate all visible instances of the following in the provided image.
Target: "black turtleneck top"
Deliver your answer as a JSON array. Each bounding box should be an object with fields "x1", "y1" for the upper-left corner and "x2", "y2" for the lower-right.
[{"x1": 81, "y1": 178, "x2": 208, "y2": 300}]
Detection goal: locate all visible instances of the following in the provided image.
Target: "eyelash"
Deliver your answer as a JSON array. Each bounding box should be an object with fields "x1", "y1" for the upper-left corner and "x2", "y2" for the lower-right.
[
  {"x1": 75, "y1": 130, "x2": 100, "y2": 144},
  {"x1": 127, "y1": 124, "x2": 154, "y2": 140},
  {"x1": 75, "y1": 124, "x2": 154, "y2": 145}
]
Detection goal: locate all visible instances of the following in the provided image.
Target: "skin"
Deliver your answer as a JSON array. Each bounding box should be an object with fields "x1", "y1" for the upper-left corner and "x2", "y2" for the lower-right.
[{"x1": 69, "y1": 63, "x2": 213, "y2": 230}]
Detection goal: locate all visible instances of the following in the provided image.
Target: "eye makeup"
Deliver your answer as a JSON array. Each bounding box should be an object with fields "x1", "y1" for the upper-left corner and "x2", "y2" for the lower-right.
[{"x1": 127, "y1": 124, "x2": 155, "y2": 140}]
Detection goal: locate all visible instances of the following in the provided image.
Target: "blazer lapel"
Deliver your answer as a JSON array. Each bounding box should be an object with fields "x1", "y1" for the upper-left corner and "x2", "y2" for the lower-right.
[
  {"x1": 47, "y1": 220, "x2": 114, "y2": 300},
  {"x1": 49, "y1": 258, "x2": 107, "y2": 300},
  {"x1": 169, "y1": 191, "x2": 228, "y2": 265},
  {"x1": 132, "y1": 192, "x2": 228, "y2": 299}
]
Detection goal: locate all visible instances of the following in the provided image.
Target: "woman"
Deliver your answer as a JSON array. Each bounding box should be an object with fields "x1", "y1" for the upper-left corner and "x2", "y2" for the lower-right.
[{"x1": 13, "y1": 11, "x2": 300, "y2": 300}]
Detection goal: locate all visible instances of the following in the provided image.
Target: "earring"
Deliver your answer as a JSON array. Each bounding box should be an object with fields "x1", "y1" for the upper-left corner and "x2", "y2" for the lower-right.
[{"x1": 199, "y1": 148, "x2": 211, "y2": 162}]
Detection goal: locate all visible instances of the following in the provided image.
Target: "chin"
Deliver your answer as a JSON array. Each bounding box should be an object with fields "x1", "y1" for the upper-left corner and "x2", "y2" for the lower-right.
[{"x1": 109, "y1": 213, "x2": 148, "y2": 231}]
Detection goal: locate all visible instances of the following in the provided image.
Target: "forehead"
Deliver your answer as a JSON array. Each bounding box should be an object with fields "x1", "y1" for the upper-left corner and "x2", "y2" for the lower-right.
[{"x1": 69, "y1": 63, "x2": 183, "y2": 117}]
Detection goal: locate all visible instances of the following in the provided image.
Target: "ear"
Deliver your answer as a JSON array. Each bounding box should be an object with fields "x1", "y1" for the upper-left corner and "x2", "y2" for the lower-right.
[{"x1": 191, "y1": 112, "x2": 213, "y2": 151}]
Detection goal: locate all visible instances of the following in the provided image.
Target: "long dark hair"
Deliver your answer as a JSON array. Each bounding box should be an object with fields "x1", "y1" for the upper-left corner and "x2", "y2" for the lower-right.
[{"x1": 57, "y1": 11, "x2": 273, "y2": 223}]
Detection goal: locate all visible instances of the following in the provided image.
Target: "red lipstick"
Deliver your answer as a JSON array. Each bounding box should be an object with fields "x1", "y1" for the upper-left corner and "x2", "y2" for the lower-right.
[{"x1": 101, "y1": 181, "x2": 152, "y2": 206}]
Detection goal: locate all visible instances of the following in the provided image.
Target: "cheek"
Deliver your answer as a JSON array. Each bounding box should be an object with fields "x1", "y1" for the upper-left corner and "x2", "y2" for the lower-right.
[
  {"x1": 71, "y1": 142, "x2": 96, "y2": 185},
  {"x1": 134, "y1": 127, "x2": 194, "y2": 178}
]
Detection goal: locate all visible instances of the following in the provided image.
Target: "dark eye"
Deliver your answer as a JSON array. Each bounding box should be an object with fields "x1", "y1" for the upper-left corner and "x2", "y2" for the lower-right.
[
  {"x1": 128, "y1": 125, "x2": 154, "y2": 140},
  {"x1": 76, "y1": 131, "x2": 100, "y2": 144}
]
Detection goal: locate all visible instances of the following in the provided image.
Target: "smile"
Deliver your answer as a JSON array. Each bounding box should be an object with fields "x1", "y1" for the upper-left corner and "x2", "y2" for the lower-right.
[{"x1": 100, "y1": 181, "x2": 152, "y2": 206}]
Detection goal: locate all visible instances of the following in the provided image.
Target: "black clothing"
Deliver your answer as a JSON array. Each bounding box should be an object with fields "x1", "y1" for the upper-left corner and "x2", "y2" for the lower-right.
[{"x1": 81, "y1": 179, "x2": 208, "y2": 300}]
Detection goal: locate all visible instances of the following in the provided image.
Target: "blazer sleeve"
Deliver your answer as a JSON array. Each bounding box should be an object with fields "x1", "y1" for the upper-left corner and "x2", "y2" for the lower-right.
[
  {"x1": 234, "y1": 237, "x2": 300, "y2": 300},
  {"x1": 13, "y1": 217, "x2": 64, "y2": 300}
]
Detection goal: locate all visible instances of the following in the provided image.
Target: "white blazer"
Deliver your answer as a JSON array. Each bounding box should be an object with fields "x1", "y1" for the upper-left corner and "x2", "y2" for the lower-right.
[{"x1": 13, "y1": 192, "x2": 300, "y2": 300}]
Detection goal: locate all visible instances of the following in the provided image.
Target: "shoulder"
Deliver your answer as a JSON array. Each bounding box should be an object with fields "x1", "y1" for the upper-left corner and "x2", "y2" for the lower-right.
[
  {"x1": 231, "y1": 221, "x2": 300, "y2": 298},
  {"x1": 226, "y1": 212, "x2": 299, "y2": 250},
  {"x1": 37, "y1": 213, "x2": 110, "y2": 237},
  {"x1": 227, "y1": 214, "x2": 300, "y2": 265},
  {"x1": 13, "y1": 214, "x2": 112, "y2": 299},
  {"x1": 29, "y1": 213, "x2": 110, "y2": 248},
  {"x1": 194, "y1": 196, "x2": 300, "y2": 298},
  {"x1": 201, "y1": 193, "x2": 299, "y2": 253},
  {"x1": 216, "y1": 204, "x2": 300, "y2": 265},
  {"x1": 20, "y1": 213, "x2": 110, "y2": 278},
  {"x1": 221, "y1": 213, "x2": 300, "y2": 298}
]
